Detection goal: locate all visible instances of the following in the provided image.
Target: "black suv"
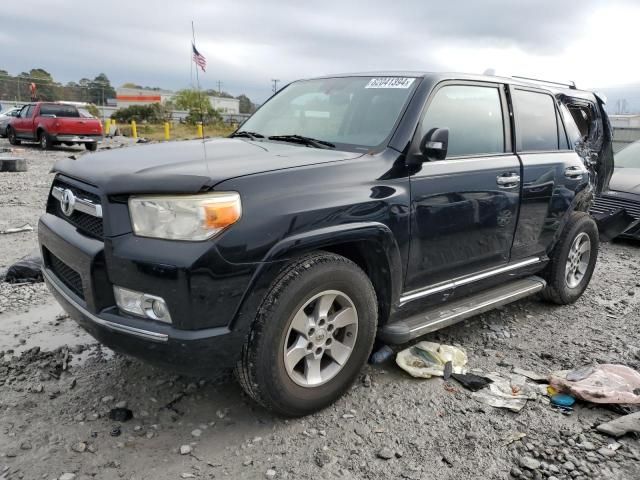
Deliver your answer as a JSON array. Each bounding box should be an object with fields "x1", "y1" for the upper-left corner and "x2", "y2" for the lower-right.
[{"x1": 38, "y1": 73, "x2": 614, "y2": 416}]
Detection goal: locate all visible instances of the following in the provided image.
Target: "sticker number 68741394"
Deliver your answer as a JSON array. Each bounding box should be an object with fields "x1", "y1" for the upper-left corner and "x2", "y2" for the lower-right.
[{"x1": 365, "y1": 77, "x2": 415, "y2": 89}]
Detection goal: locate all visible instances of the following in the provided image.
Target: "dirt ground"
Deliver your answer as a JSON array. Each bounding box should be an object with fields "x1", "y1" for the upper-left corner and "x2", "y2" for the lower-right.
[{"x1": 1, "y1": 137, "x2": 639, "y2": 480}]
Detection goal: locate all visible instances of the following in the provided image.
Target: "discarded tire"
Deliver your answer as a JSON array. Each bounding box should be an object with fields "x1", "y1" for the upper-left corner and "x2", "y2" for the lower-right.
[{"x1": 0, "y1": 157, "x2": 27, "y2": 172}]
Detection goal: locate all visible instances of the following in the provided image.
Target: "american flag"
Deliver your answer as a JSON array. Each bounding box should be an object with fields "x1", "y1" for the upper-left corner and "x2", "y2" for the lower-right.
[{"x1": 192, "y1": 43, "x2": 207, "y2": 73}]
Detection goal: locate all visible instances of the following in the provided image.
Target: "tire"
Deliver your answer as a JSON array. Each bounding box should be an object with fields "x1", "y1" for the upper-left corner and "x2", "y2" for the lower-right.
[
  {"x1": 541, "y1": 211, "x2": 599, "y2": 305},
  {"x1": 85, "y1": 142, "x2": 98, "y2": 151},
  {"x1": 7, "y1": 128, "x2": 20, "y2": 145},
  {"x1": 39, "y1": 130, "x2": 51, "y2": 150},
  {"x1": 236, "y1": 251, "x2": 378, "y2": 416}
]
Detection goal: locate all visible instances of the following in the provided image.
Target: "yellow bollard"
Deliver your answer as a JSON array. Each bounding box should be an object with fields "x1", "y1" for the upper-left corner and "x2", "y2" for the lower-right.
[
  {"x1": 105, "y1": 118, "x2": 111, "y2": 134},
  {"x1": 111, "y1": 120, "x2": 116, "y2": 135},
  {"x1": 164, "y1": 122, "x2": 170, "y2": 141},
  {"x1": 197, "y1": 122, "x2": 203, "y2": 138},
  {"x1": 131, "y1": 120, "x2": 138, "y2": 139}
]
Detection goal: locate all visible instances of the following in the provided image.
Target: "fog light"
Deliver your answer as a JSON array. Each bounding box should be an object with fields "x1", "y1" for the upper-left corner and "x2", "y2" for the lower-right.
[{"x1": 113, "y1": 286, "x2": 172, "y2": 324}]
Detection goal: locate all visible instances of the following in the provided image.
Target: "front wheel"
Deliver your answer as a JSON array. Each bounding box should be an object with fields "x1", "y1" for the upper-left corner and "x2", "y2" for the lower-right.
[
  {"x1": 7, "y1": 128, "x2": 20, "y2": 145},
  {"x1": 236, "y1": 252, "x2": 378, "y2": 416},
  {"x1": 541, "y1": 212, "x2": 599, "y2": 305}
]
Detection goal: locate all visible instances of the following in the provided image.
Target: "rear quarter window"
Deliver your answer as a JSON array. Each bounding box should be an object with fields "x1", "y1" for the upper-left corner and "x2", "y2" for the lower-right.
[{"x1": 513, "y1": 90, "x2": 560, "y2": 152}]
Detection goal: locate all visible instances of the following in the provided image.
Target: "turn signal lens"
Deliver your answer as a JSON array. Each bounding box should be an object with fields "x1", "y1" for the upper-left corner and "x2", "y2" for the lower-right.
[{"x1": 203, "y1": 198, "x2": 242, "y2": 230}]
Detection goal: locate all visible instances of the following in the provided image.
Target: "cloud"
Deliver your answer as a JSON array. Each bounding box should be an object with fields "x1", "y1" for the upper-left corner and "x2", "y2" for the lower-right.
[{"x1": 1, "y1": 0, "x2": 638, "y2": 102}]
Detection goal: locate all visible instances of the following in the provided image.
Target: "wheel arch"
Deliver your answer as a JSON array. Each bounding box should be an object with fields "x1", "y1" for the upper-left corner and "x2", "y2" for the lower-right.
[{"x1": 230, "y1": 222, "x2": 403, "y2": 332}]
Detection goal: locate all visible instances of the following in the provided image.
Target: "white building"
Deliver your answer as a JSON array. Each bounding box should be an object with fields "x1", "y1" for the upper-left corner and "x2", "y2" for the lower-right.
[{"x1": 209, "y1": 96, "x2": 240, "y2": 115}]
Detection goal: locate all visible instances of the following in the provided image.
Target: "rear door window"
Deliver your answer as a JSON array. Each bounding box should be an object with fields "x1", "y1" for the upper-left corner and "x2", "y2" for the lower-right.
[
  {"x1": 40, "y1": 104, "x2": 80, "y2": 118},
  {"x1": 24, "y1": 105, "x2": 35, "y2": 118},
  {"x1": 513, "y1": 90, "x2": 560, "y2": 152},
  {"x1": 421, "y1": 84, "x2": 505, "y2": 158}
]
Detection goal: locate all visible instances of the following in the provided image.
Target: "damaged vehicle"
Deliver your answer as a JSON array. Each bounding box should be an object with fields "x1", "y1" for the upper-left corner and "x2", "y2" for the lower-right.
[
  {"x1": 591, "y1": 140, "x2": 640, "y2": 239},
  {"x1": 38, "y1": 73, "x2": 614, "y2": 416}
]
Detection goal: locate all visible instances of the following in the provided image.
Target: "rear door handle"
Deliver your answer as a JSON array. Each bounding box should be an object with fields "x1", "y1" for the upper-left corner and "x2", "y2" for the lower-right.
[
  {"x1": 565, "y1": 166, "x2": 587, "y2": 179},
  {"x1": 496, "y1": 173, "x2": 520, "y2": 188}
]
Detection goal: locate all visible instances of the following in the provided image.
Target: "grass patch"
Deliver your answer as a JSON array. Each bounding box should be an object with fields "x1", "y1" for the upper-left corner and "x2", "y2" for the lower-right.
[{"x1": 115, "y1": 123, "x2": 236, "y2": 141}]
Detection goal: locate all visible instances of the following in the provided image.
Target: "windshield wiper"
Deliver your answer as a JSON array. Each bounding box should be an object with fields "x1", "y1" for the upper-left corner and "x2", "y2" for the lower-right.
[
  {"x1": 230, "y1": 131, "x2": 264, "y2": 140},
  {"x1": 268, "y1": 134, "x2": 335, "y2": 149}
]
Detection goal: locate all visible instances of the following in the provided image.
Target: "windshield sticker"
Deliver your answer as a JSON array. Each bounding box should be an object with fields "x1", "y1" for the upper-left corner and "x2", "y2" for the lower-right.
[{"x1": 365, "y1": 77, "x2": 415, "y2": 89}]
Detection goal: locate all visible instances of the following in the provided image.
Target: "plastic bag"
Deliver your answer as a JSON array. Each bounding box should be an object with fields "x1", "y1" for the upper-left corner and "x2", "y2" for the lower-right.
[
  {"x1": 549, "y1": 364, "x2": 640, "y2": 404},
  {"x1": 471, "y1": 372, "x2": 539, "y2": 412},
  {"x1": 4, "y1": 255, "x2": 43, "y2": 284},
  {"x1": 395, "y1": 342, "x2": 467, "y2": 379}
]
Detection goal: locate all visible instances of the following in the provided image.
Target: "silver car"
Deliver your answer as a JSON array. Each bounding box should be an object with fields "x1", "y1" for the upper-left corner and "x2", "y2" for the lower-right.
[{"x1": 0, "y1": 107, "x2": 22, "y2": 137}]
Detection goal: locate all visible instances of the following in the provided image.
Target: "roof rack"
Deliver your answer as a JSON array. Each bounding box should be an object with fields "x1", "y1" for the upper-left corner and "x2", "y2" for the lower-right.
[{"x1": 512, "y1": 76, "x2": 577, "y2": 90}]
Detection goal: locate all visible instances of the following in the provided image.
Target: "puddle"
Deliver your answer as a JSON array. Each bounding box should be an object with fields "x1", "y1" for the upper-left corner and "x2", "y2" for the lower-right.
[{"x1": 0, "y1": 301, "x2": 94, "y2": 356}]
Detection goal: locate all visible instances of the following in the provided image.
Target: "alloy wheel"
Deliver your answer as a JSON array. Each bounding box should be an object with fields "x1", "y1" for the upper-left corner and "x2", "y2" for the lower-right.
[
  {"x1": 565, "y1": 232, "x2": 591, "y2": 288},
  {"x1": 283, "y1": 290, "x2": 358, "y2": 387}
]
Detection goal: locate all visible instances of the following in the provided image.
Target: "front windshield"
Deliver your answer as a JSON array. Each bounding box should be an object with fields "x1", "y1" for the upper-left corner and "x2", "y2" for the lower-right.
[
  {"x1": 238, "y1": 76, "x2": 419, "y2": 150},
  {"x1": 615, "y1": 141, "x2": 640, "y2": 168}
]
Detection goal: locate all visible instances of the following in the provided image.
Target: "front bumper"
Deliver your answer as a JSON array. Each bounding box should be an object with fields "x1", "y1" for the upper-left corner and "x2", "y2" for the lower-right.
[{"x1": 38, "y1": 209, "x2": 257, "y2": 376}]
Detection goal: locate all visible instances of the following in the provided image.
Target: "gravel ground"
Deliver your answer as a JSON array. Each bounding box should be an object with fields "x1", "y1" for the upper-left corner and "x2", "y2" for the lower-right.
[{"x1": 0, "y1": 136, "x2": 639, "y2": 480}]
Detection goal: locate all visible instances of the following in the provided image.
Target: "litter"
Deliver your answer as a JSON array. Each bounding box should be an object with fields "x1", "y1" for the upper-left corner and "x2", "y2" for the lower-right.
[
  {"x1": 549, "y1": 364, "x2": 640, "y2": 404},
  {"x1": 450, "y1": 372, "x2": 493, "y2": 392},
  {"x1": 370, "y1": 345, "x2": 394, "y2": 364},
  {"x1": 551, "y1": 393, "x2": 576, "y2": 407},
  {"x1": 512, "y1": 367, "x2": 548, "y2": 383},
  {"x1": 108, "y1": 408, "x2": 133, "y2": 422},
  {"x1": 0, "y1": 224, "x2": 33, "y2": 235},
  {"x1": 3, "y1": 255, "x2": 43, "y2": 284},
  {"x1": 395, "y1": 342, "x2": 467, "y2": 378},
  {"x1": 596, "y1": 412, "x2": 640, "y2": 438},
  {"x1": 471, "y1": 373, "x2": 538, "y2": 412}
]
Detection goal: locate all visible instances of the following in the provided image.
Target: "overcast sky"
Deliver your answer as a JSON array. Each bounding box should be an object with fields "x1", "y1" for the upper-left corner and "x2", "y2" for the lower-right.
[{"x1": 1, "y1": 0, "x2": 639, "y2": 102}]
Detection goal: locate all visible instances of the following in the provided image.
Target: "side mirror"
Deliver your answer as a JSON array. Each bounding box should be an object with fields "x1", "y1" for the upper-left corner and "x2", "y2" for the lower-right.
[{"x1": 420, "y1": 127, "x2": 449, "y2": 161}]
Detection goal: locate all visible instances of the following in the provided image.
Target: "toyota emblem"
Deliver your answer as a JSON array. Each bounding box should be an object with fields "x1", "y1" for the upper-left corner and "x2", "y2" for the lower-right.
[{"x1": 60, "y1": 189, "x2": 76, "y2": 217}]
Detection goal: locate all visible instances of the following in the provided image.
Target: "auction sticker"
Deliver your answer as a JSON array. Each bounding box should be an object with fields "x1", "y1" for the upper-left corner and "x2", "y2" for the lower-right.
[{"x1": 365, "y1": 77, "x2": 415, "y2": 89}]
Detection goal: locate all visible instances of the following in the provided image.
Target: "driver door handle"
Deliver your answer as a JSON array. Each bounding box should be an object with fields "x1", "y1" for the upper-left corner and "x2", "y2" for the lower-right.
[{"x1": 496, "y1": 173, "x2": 520, "y2": 188}]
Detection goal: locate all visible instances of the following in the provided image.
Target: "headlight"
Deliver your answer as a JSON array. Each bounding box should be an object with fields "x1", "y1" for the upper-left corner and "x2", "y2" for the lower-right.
[{"x1": 128, "y1": 192, "x2": 241, "y2": 241}]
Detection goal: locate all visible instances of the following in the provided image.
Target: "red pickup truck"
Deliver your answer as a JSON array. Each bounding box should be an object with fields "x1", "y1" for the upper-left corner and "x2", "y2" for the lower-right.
[{"x1": 7, "y1": 102, "x2": 103, "y2": 151}]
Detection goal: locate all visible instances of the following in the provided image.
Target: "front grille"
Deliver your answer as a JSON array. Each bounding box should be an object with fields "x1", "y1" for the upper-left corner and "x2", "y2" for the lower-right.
[
  {"x1": 590, "y1": 194, "x2": 640, "y2": 220},
  {"x1": 48, "y1": 180, "x2": 104, "y2": 238},
  {"x1": 48, "y1": 252, "x2": 84, "y2": 299}
]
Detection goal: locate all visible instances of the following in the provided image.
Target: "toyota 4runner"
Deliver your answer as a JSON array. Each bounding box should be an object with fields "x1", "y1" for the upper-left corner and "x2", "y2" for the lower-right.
[{"x1": 38, "y1": 73, "x2": 614, "y2": 416}]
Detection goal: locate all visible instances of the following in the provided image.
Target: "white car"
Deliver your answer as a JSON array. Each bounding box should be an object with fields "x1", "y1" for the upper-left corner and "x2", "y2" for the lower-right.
[{"x1": 0, "y1": 107, "x2": 22, "y2": 138}]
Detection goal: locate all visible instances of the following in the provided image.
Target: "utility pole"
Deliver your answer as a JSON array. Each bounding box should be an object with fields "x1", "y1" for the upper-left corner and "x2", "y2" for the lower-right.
[
  {"x1": 271, "y1": 79, "x2": 280, "y2": 94},
  {"x1": 217, "y1": 80, "x2": 222, "y2": 94}
]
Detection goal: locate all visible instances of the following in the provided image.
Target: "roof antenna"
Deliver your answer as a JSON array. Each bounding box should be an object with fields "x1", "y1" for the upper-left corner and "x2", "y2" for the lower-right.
[{"x1": 191, "y1": 21, "x2": 211, "y2": 179}]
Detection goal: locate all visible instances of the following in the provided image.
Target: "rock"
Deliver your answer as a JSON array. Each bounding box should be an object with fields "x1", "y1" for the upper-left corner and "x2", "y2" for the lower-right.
[
  {"x1": 71, "y1": 442, "x2": 87, "y2": 453},
  {"x1": 510, "y1": 467, "x2": 523, "y2": 478},
  {"x1": 180, "y1": 445, "x2": 192, "y2": 455},
  {"x1": 362, "y1": 375, "x2": 372, "y2": 388},
  {"x1": 73, "y1": 413, "x2": 86, "y2": 422},
  {"x1": 191, "y1": 429, "x2": 202, "y2": 438},
  {"x1": 265, "y1": 469, "x2": 277, "y2": 479},
  {"x1": 180, "y1": 474, "x2": 196, "y2": 479},
  {"x1": 519, "y1": 456, "x2": 541, "y2": 470},
  {"x1": 580, "y1": 441, "x2": 595, "y2": 451},
  {"x1": 19, "y1": 441, "x2": 32, "y2": 450},
  {"x1": 376, "y1": 447, "x2": 395, "y2": 460},
  {"x1": 115, "y1": 400, "x2": 127, "y2": 409},
  {"x1": 563, "y1": 461, "x2": 575, "y2": 471},
  {"x1": 314, "y1": 449, "x2": 332, "y2": 467},
  {"x1": 101, "y1": 395, "x2": 114, "y2": 403},
  {"x1": 597, "y1": 447, "x2": 617, "y2": 458},
  {"x1": 59, "y1": 474, "x2": 76, "y2": 480},
  {"x1": 596, "y1": 412, "x2": 640, "y2": 438}
]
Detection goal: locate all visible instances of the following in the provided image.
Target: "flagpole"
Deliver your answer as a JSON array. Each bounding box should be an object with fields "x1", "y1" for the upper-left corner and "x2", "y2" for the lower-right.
[{"x1": 192, "y1": 20, "x2": 206, "y2": 140}]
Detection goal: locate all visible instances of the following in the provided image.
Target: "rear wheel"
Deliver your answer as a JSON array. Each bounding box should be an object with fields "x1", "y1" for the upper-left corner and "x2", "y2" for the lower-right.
[
  {"x1": 85, "y1": 142, "x2": 98, "y2": 151},
  {"x1": 7, "y1": 128, "x2": 20, "y2": 145},
  {"x1": 236, "y1": 252, "x2": 377, "y2": 416},
  {"x1": 541, "y1": 212, "x2": 599, "y2": 304},
  {"x1": 39, "y1": 130, "x2": 51, "y2": 150}
]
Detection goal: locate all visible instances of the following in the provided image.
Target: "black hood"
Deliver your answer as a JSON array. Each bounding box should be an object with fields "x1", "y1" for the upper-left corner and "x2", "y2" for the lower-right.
[
  {"x1": 609, "y1": 168, "x2": 640, "y2": 195},
  {"x1": 53, "y1": 138, "x2": 364, "y2": 195}
]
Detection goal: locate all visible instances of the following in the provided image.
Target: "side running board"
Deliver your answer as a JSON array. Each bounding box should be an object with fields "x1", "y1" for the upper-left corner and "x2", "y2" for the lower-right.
[{"x1": 379, "y1": 276, "x2": 546, "y2": 344}]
